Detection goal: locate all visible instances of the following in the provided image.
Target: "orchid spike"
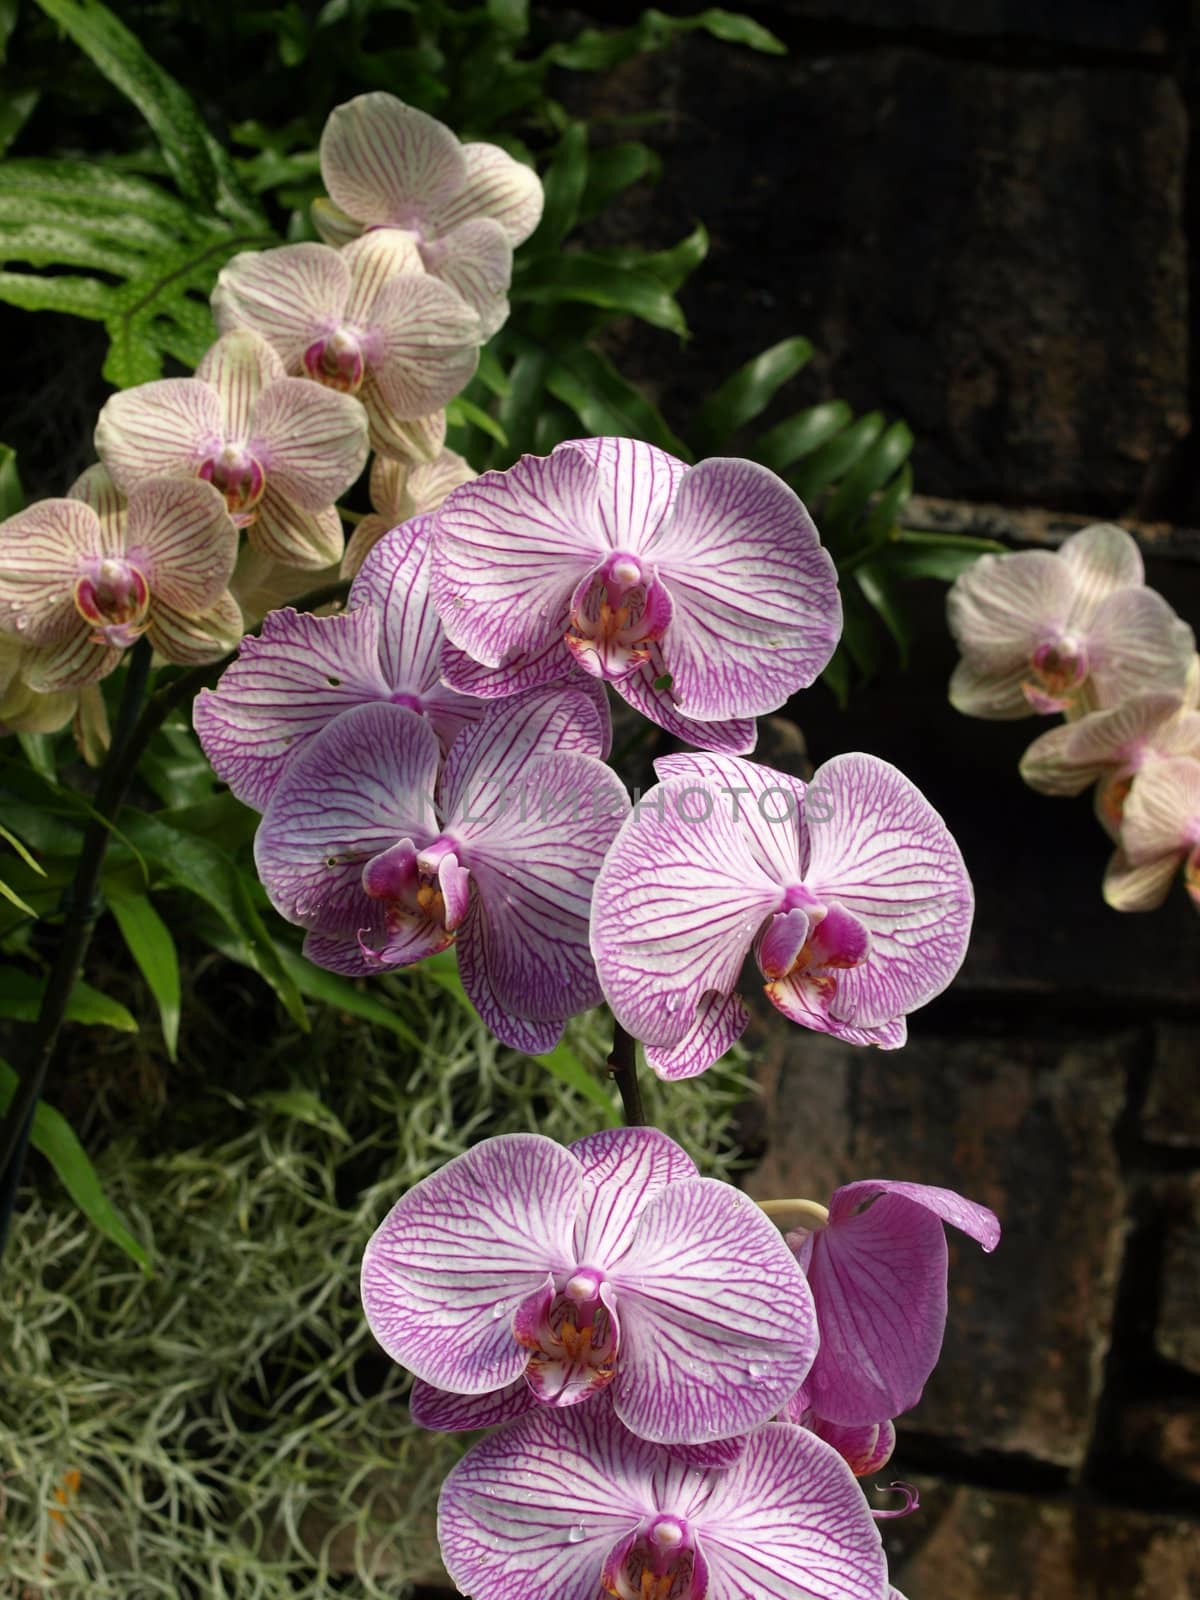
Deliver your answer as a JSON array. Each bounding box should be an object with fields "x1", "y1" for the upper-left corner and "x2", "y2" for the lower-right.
[
  {"x1": 314, "y1": 92, "x2": 543, "y2": 337},
  {"x1": 591, "y1": 750, "x2": 973, "y2": 1078},
  {"x1": 340, "y1": 447, "x2": 474, "y2": 578},
  {"x1": 213, "y1": 229, "x2": 481, "y2": 462},
  {"x1": 195, "y1": 515, "x2": 611, "y2": 812},
  {"x1": 1104, "y1": 753, "x2": 1200, "y2": 912},
  {"x1": 363, "y1": 1127, "x2": 818, "y2": 1446},
  {"x1": 785, "y1": 1179, "x2": 1000, "y2": 1427},
  {"x1": 253, "y1": 687, "x2": 623, "y2": 1048},
  {"x1": 0, "y1": 465, "x2": 239, "y2": 689},
  {"x1": 437, "y1": 1403, "x2": 889, "y2": 1600},
  {"x1": 432, "y1": 436, "x2": 841, "y2": 752},
  {"x1": 947, "y1": 523, "x2": 1195, "y2": 719},
  {"x1": 95, "y1": 329, "x2": 369, "y2": 571}
]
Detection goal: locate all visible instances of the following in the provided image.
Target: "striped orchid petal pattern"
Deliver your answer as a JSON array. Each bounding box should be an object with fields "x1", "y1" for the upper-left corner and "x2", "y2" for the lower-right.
[
  {"x1": 431, "y1": 437, "x2": 840, "y2": 752},
  {"x1": 591, "y1": 750, "x2": 973, "y2": 1078},
  {"x1": 437, "y1": 1403, "x2": 888, "y2": 1600},
  {"x1": 362, "y1": 1127, "x2": 817, "y2": 1447}
]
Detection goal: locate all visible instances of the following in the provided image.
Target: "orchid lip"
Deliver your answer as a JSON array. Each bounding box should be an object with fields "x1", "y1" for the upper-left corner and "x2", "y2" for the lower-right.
[
  {"x1": 303, "y1": 327, "x2": 366, "y2": 393},
  {"x1": 198, "y1": 443, "x2": 266, "y2": 522},
  {"x1": 74, "y1": 558, "x2": 151, "y2": 644}
]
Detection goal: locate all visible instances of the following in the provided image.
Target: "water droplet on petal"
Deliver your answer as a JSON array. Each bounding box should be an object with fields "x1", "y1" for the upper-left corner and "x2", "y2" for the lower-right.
[
  {"x1": 747, "y1": 1361, "x2": 768, "y2": 1380},
  {"x1": 567, "y1": 1524, "x2": 587, "y2": 1544},
  {"x1": 491, "y1": 1302, "x2": 506, "y2": 1320}
]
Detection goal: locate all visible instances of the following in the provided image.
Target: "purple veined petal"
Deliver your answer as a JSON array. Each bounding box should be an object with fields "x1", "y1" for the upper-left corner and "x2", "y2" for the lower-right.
[
  {"x1": 349, "y1": 514, "x2": 443, "y2": 694},
  {"x1": 367, "y1": 270, "x2": 481, "y2": 421},
  {"x1": 655, "y1": 751, "x2": 806, "y2": 883},
  {"x1": 1020, "y1": 692, "x2": 1185, "y2": 796},
  {"x1": 453, "y1": 924, "x2": 568, "y2": 1051},
  {"x1": 431, "y1": 446, "x2": 609, "y2": 670},
  {"x1": 428, "y1": 139, "x2": 545, "y2": 245},
  {"x1": 564, "y1": 436, "x2": 688, "y2": 556},
  {"x1": 450, "y1": 750, "x2": 630, "y2": 1027},
  {"x1": 804, "y1": 1180, "x2": 998, "y2": 1426},
  {"x1": 810, "y1": 1416, "x2": 897, "y2": 1478},
  {"x1": 569, "y1": 1126, "x2": 697, "y2": 1268},
  {"x1": 193, "y1": 605, "x2": 391, "y2": 810},
  {"x1": 319, "y1": 92, "x2": 466, "y2": 228},
  {"x1": 0, "y1": 498, "x2": 103, "y2": 644},
  {"x1": 1102, "y1": 845, "x2": 1181, "y2": 912},
  {"x1": 251, "y1": 486, "x2": 344, "y2": 570},
  {"x1": 1058, "y1": 521, "x2": 1144, "y2": 625},
  {"x1": 19, "y1": 629, "x2": 122, "y2": 692},
  {"x1": 439, "y1": 687, "x2": 610, "y2": 821},
  {"x1": 644, "y1": 457, "x2": 841, "y2": 720},
  {"x1": 437, "y1": 1402, "x2": 661, "y2": 1600},
  {"x1": 609, "y1": 1177, "x2": 817, "y2": 1445},
  {"x1": 643, "y1": 990, "x2": 751, "y2": 1081},
  {"x1": 248, "y1": 377, "x2": 368, "y2": 510},
  {"x1": 123, "y1": 477, "x2": 237, "y2": 612},
  {"x1": 440, "y1": 633, "x2": 571, "y2": 697},
  {"x1": 254, "y1": 700, "x2": 440, "y2": 932},
  {"x1": 339, "y1": 227, "x2": 425, "y2": 325},
  {"x1": 615, "y1": 651, "x2": 758, "y2": 752},
  {"x1": 947, "y1": 655, "x2": 1033, "y2": 719},
  {"x1": 67, "y1": 462, "x2": 125, "y2": 525},
  {"x1": 196, "y1": 327, "x2": 286, "y2": 439},
  {"x1": 420, "y1": 217, "x2": 513, "y2": 340},
  {"x1": 801, "y1": 752, "x2": 973, "y2": 1031},
  {"x1": 370, "y1": 404, "x2": 447, "y2": 466},
  {"x1": 946, "y1": 549, "x2": 1073, "y2": 671},
  {"x1": 1121, "y1": 753, "x2": 1200, "y2": 863},
  {"x1": 591, "y1": 772, "x2": 784, "y2": 1051},
  {"x1": 339, "y1": 511, "x2": 391, "y2": 580},
  {"x1": 1085, "y1": 588, "x2": 1196, "y2": 709},
  {"x1": 698, "y1": 1423, "x2": 888, "y2": 1600},
  {"x1": 302, "y1": 923, "x2": 389, "y2": 975},
  {"x1": 765, "y1": 977, "x2": 909, "y2": 1049},
  {"x1": 147, "y1": 590, "x2": 243, "y2": 666},
  {"x1": 409, "y1": 1374, "x2": 537, "y2": 1432},
  {"x1": 94, "y1": 377, "x2": 222, "y2": 491},
  {"x1": 664, "y1": 1433, "x2": 749, "y2": 1471},
  {"x1": 213, "y1": 244, "x2": 349, "y2": 369},
  {"x1": 361, "y1": 1131, "x2": 581, "y2": 1392}
]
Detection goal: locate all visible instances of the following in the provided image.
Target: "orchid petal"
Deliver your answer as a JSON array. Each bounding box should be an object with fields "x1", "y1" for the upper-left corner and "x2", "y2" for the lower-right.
[
  {"x1": 610, "y1": 1177, "x2": 817, "y2": 1444},
  {"x1": 946, "y1": 549, "x2": 1073, "y2": 670},
  {"x1": 654, "y1": 750, "x2": 805, "y2": 882},
  {"x1": 646, "y1": 457, "x2": 841, "y2": 719},
  {"x1": 196, "y1": 327, "x2": 286, "y2": 438},
  {"x1": 699, "y1": 1424, "x2": 888, "y2": 1600},
  {"x1": 249, "y1": 377, "x2": 368, "y2": 509},
  {"x1": 319, "y1": 93, "x2": 466, "y2": 227},
  {"x1": 147, "y1": 590, "x2": 242, "y2": 665},
  {"x1": 616, "y1": 653, "x2": 757, "y2": 752},
  {"x1": 94, "y1": 377, "x2": 222, "y2": 489},
  {"x1": 213, "y1": 244, "x2": 349, "y2": 369},
  {"x1": 765, "y1": 979, "x2": 908, "y2": 1048},
  {"x1": 302, "y1": 924, "x2": 391, "y2": 976},
  {"x1": 452, "y1": 937, "x2": 568, "y2": 1052},
  {"x1": 339, "y1": 512, "x2": 391, "y2": 579},
  {"x1": 947, "y1": 656, "x2": 1033, "y2": 719},
  {"x1": 801, "y1": 753, "x2": 973, "y2": 1030},
  {"x1": 440, "y1": 634, "x2": 572, "y2": 697},
  {"x1": 804, "y1": 1180, "x2": 999, "y2": 1425},
  {"x1": 1103, "y1": 845, "x2": 1181, "y2": 911},
  {"x1": 369, "y1": 404, "x2": 447, "y2": 466},
  {"x1": 409, "y1": 1375, "x2": 536, "y2": 1432},
  {"x1": 440, "y1": 686, "x2": 609, "y2": 817},
  {"x1": 437, "y1": 1403, "x2": 656, "y2": 1600},
  {"x1": 643, "y1": 990, "x2": 751, "y2": 1080},
  {"x1": 349, "y1": 514, "x2": 442, "y2": 694},
  {"x1": 361, "y1": 1132, "x2": 580, "y2": 1392},
  {"x1": 124, "y1": 477, "x2": 236, "y2": 612},
  {"x1": 67, "y1": 462, "x2": 125, "y2": 525},
  {"x1": 430, "y1": 140, "x2": 545, "y2": 244},
  {"x1": 193, "y1": 605, "x2": 390, "y2": 809},
  {"x1": 565, "y1": 435, "x2": 687, "y2": 555},
  {"x1": 310, "y1": 197, "x2": 362, "y2": 247},
  {"x1": 254, "y1": 700, "x2": 440, "y2": 933},
  {"x1": 252, "y1": 487, "x2": 344, "y2": 570},
  {"x1": 20, "y1": 630, "x2": 121, "y2": 691},
  {"x1": 0, "y1": 499, "x2": 103, "y2": 643},
  {"x1": 591, "y1": 772, "x2": 783, "y2": 1049},
  {"x1": 1086, "y1": 588, "x2": 1195, "y2": 709},
  {"x1": 1020, "y1": 693, "x2": 1184, "y2": 796},
  {"x1": 1121, "y1": 754, "x2": 1200, "y2": 863},
  {"x1": 569, "y1": 1126, "x2": 696, "y2": 1268},
  {"x1": 421, "y1": 217, "x2": 513, "y2": 340},
  {"x1": 366, "y1": 270, "x2": 481, "y2": 421},
  {"x1": 1059, "y1": 521, "x2": 1144, "y2": 624},
  {"x1": 432, "y1": 448, "x2": 609, "y2": 669},
  {"x1": 810, "y1": 1417, "x2": 896, "y2": 1477}
]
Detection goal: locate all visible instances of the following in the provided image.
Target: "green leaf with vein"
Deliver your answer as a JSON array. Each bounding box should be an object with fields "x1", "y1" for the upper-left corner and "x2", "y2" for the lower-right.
[
  {"x1": 108, "y1": 892, "x2": 181, "y2": 1061},
  {"x1": 0, "y1": 1054, "x2": 153, "y2": 1270},
  {"x1": 514, "y1": 252, "x2": 688, "y2": 336}
]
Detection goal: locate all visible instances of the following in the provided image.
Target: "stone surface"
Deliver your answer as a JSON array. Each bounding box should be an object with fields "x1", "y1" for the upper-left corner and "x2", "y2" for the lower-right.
[
  {"x1": 1120, "y1": 1400, "x2": 1200, "y2": 1487},
  {"x1": 765, "y1": 0, "x2": 1178, "y2": 52},
  {"x1": 1157, "y1": 1174, "x2": 1200, "y2": 1375},
  {"x1": 569, "y1": 37, "x2": 1189, "y2": 512},
  {"x1": 743, "y1": 1027, "x2": 1130, "y2": 1467},
  {"x1": 885, "y1": 1479, "x2": 1200, "y2": 1598},
  {"x1": 1142, "y1": 1026, "x2": 1200, "y2": 1148}
]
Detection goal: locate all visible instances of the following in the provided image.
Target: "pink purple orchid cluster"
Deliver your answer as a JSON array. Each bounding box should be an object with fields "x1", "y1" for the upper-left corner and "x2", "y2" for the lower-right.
[
  {"x1": 360, "y1": 1125, "x2": 999, "y2": 1600},
  {"x1": 0, "y1": 90, "x2": 527, "y2": 742},
  {"x1": 946, "y1": 523, "x2": 1200, "y2": 913}
]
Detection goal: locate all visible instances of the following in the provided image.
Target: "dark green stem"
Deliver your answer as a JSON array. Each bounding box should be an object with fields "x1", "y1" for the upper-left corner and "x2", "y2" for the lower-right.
[{"x1": 607, "y1": 1021, "x2": 645, "y2": 1127}]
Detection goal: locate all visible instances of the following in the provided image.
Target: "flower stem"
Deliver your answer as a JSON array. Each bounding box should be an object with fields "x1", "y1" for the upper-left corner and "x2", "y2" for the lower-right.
[
  {"x1": 0, "y1": 637, "x2": 154, "y2": 1248},
  {"x1": 607, "y1": 1021, "x2": 645, "y2": 1127}
]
